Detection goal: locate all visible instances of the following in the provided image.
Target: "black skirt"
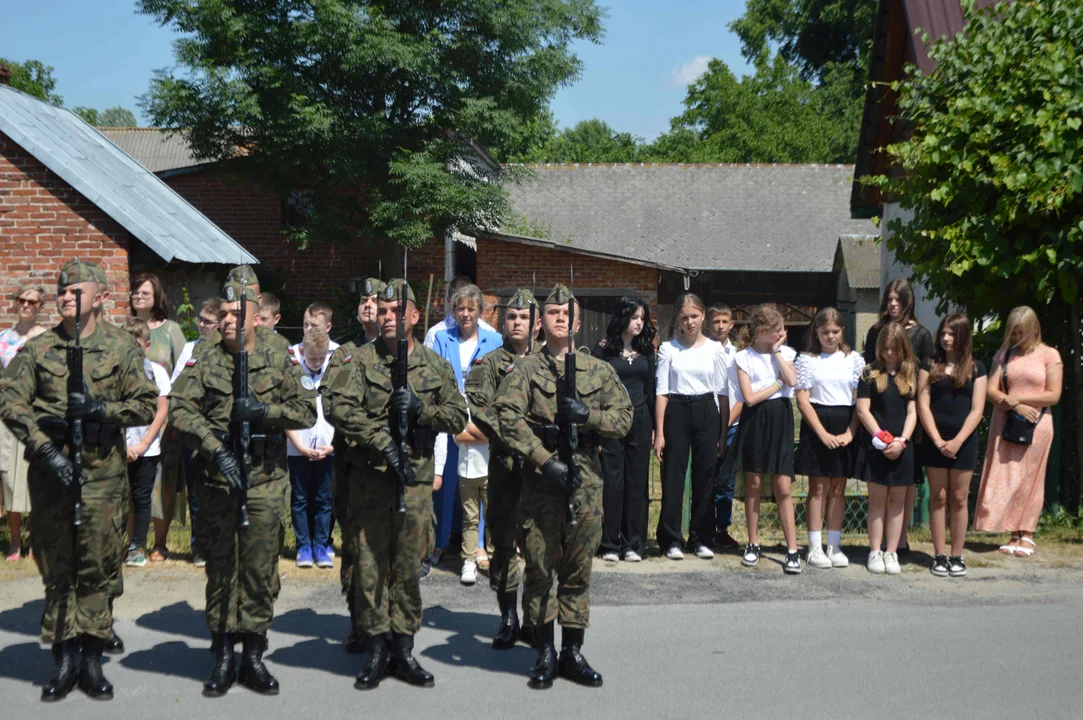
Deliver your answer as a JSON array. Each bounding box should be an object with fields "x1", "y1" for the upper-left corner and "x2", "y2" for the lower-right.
[
  {"x1": 855, "y1": 434, "x2": 915, "y2": 487},
  {"x1": 919, "y1": 423, "x2": 979, "y2": 471},
  {"x1": 796, "y1": 404, "x2": 855, "y2": 478},
  {"x1": 723, "y1": 397, "x2": 795, "y2": 477}
]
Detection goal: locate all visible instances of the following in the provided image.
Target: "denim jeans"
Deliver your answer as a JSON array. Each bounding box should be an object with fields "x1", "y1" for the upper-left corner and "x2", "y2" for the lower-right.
[
  {"x1": 714, "y1": 424, "x2": 739, "y2": 533},
  {"x1": 288, "y1": 456, "x2": 334, "y2": 548}
]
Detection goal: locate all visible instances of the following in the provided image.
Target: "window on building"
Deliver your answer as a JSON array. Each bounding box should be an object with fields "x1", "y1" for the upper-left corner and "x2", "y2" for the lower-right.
[{"x1": 284, "y1": 189, "x2": 315, "y2": 226}]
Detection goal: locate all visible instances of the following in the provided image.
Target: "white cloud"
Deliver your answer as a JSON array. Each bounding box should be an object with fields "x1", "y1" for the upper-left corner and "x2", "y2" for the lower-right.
[{"x1": 672, "y1": 56, "x2": 712, "y2": 86}]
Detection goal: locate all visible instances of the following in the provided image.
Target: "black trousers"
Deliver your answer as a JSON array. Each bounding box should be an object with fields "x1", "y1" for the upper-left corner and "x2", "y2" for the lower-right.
[
  {"x1": 127, "y1": 455, "x2": 160, "y2": 549},
  {"x1": 599, "y1": 403, "x2": 652, "y2": 556},
  {"x1": 657, "y1": 394, "x2": 719, "y2": 551}
]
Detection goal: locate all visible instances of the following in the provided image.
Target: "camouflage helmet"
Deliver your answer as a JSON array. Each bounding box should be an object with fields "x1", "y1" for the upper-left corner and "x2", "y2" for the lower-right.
[
  {"x1": 506, "y1": 288, "x2": 537, "y2": 310},
  {"x1": 544, "y1": 284, "x2": 575, "y2": 306},
  {"x1": 220, "y1": 281, "x2": 259, "y2": 305},
  {"x1": 226, "y1": 265, "x2": 260, "y2": 288},
  {"x1": 58, "y1": 259, "x2": 107, "y2": 288},
  {"x1": 382, "y1": 279, "x2": 417, "y2": 305},
  {"x1": 360, "y1": 278, "x2": 387, "y2": 298}
]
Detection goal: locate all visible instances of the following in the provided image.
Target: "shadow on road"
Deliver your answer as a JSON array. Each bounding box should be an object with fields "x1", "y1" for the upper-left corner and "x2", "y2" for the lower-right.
[
  {"x1": 135, "y1": 601, "x2": 206, "y2": 641},
  {"x1": 121, "y1": 640, "x2": 208, "y2": 683},
  {"x1": 0, "y1": 599, "x2": 44, "y2": 636},
  {"x1": 272, "y1": 607, "x2": 347, "y2": 641},
  {"x1": 0, "y1": 641, "x2": 49, "y2": 685},
  {"x1": 420, "y1": 606, "x2": 532, "y2": 677},
  {"x1": 266, "y1": 637, "x2": 356, "y2": 678}
]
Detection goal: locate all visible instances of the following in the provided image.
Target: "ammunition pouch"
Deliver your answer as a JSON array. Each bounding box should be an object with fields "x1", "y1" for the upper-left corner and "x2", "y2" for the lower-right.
[
  {"x1": 212, "y1": 430, "x2": 286, "y2": 459},
  {"x1": 38, "y1": 416, "x2": 119, "y2": 448},
  {"x1": 529, "y1": 423, "x2": 600, "y2": 452}
]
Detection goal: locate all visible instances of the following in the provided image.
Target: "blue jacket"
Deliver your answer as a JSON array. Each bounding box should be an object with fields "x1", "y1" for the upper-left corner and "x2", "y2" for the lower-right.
[{"x1": 431, "y1": 325, "x2": 504, "y2": 391}]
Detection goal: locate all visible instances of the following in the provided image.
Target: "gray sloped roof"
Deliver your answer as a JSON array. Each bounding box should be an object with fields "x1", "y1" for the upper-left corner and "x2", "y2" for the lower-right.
[
  {"x1": 0, "y1": 85, "x2": 256, "y2": 265},
  {"x1": 503, "y1": 164, "x2": 877, "y2": 273},
  {"x1": 98, "y1": 128, "x2": 202, "y2": 173},
  {"x1": 838, "y1": 235, "x2": 881, "y2": 289}
]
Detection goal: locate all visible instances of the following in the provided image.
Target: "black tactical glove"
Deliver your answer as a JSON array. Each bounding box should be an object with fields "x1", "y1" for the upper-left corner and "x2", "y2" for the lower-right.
[
  {"x1": 212, "y1": 446, "x2": 245, "y2": 492},
  {"x1": 67, "y1": 391, "x2": 106, "y2": 422},
  {"x1": 390, "y1": 388, "x2": 423, "y2": 425},
  {"x1": 34, "y1": 442, "x2": 75, "y2": 489},
  {"x1": 539, "y1": 456, "x2": 569, "y2": 488},
  {"x1": 557, "y1": 396, "x2": 591, "y2": 426},
  {"x1": 231, "y1": 396, "x2": 269, "y2": 424},
  {"x1": 382, "y1": 443, "x2": 418, "y2": 486}
]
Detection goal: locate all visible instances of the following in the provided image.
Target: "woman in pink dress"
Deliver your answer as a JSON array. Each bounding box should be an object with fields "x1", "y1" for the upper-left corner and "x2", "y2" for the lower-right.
[{"x1": 974, "y1": 307, "x2": 1063, "y2": 557}]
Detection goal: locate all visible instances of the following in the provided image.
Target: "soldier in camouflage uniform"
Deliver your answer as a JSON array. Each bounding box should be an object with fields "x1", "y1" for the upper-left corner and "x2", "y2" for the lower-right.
[
  {"x1": 323, "y1": 277, "x2": 384, "y2": 654},
  {"x1": 169, "y1": 281, "x2": 316, "y2": 698},
  {"x1": 325, "y1": 279, "x2": 466, "y2": 690},
  {"x1": 193, "y1": 266, "x2": 291, "y2": 358},
  {"x1": 0, "y1": 260, "x2": 157, "y2": 702},
  {"x1": 463, "y1": 288, "x2": 541, "y2": 649},
  {"x1": 492, "y1": 285, "x2": 632, "y2": 689}
]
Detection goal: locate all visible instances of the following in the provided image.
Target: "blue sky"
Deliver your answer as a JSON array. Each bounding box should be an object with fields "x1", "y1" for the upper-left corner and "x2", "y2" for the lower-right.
[{"x1": 2, "y1": 0, "x2": 753, "y2": 141}]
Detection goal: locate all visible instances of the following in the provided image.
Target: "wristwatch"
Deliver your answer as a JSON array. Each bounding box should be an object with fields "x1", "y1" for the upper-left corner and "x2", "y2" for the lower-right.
[{"x1": 897, "y1": 436, "x2": 909, "y2": 446}]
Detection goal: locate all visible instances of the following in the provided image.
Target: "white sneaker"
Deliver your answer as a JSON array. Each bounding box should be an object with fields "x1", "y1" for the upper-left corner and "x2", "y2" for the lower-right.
[
  {"x1": 665, "y1": 546, "x2": 685, "y2": 560},
  {"x1": 601, "y1": 552, "x2": 620, "y2": 563},
  {"x1": 460, "y1": 560, "x2": 478, "y2": 585},
  {"x1": 623, "y1": 551, "x2": 642, "y2": 563},
  {"x1": 867, "y1": 549, "x2": 886, "y2": 574},
  {"x1": 826, "y1": 545, "x2": 849, "y2": 568},
  {"x1": 806, "y1": 545, "x2": 832, "y2": 569},
  {"x1": 883, "y1": 551, "x2": 901, "y2": 575},
  {"x1": 693, "y1": 545, "x2": 715, "y2": 560}
]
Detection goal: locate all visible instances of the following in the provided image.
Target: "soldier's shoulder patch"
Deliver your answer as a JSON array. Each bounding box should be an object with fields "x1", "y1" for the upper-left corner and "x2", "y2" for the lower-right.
[
  {"x1": 290, "y1": 356, "x2": 300, "y2": 365},
  {"x1": 343, "y1": 354, "x2": 352, "y2": 364},
  {"x1": 505, "y1": 364, "x2": 515, "y2": 374},
  {"x1": 474, "y1": 357, "x2": 485, "y2": 365},
  {"x1": 144, "y1": 359, "x2": 154, "y2": 381},
  {"x1": 185, "y1": 358, "x2": 197, "y2": 367}
]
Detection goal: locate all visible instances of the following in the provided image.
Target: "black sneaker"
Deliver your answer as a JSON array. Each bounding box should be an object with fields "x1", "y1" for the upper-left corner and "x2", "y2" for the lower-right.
[
  {"x1": 948, "y1": 556, "x2": 967, "y2": 578},
  {"x1": 420, "y1": 559, "x2": 432, "y2": 580},
  {"x1": 741, "y1": 544, "x2": 760, "y2": 567},
  {"x1": 783, "y1": 551, "x2": 802, "y2": 575},
  {"x1": 930, "y1": 554, "x2": 949, "y2": 577}
]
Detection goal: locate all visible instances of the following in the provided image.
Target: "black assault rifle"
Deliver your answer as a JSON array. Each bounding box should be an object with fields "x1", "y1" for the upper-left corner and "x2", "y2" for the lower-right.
[
  {"x1": 232, "y1": 296, "x2": 252, "y2": 528},
  {"x1": 558, "y1": 279, "x2": 581, "y2": 526},
  {"x1": 391, "y1": 282, "x2": 409, "y2": 514},
  {"x1": 67, "y1": 289, "x2": 85, "y2": 527}
]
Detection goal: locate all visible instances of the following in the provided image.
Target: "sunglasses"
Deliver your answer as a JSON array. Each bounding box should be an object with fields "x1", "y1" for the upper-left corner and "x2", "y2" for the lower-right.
[
  {"x1": 15, "y1": 298, "x2": 41, "y2": 307},
  {"x1": 197, "y1": 316, "x2": 218, "y2": 326}
]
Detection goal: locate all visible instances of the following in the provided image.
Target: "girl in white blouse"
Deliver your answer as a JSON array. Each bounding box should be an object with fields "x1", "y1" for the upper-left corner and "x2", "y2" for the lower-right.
[
  {"x1": 795, "y1": 308, "x2": 864, "y2": 570},
  {"x1": 723, "y1": 306, "x2": 799, "y2": 573},
  {"x1": 654, "y1": 293, "x2": 728, "y2": 560}
]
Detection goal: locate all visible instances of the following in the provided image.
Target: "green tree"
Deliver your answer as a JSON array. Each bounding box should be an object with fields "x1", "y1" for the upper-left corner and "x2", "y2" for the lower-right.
[
  {"x1": 138, "y1": 0, "x2": 604, "y2": 249},
  {"x1": 72, "y1": 107, "x2": 101, "y2": 125},
  {"x1": 867, "y1": 0, "x2": 1083, "y2": 505},
  {"x1": 517, "y1": 118, "x2": 645, "y2": 163},
  {"x1": 99, "y1": 106, "x2": 139, "y2": 127},
  {"x1": 648, "y1": 55, "x2": 860, "y2": 163},
  {"x1": 0, "y1": 58, "x2": 63, "y2": 105}
]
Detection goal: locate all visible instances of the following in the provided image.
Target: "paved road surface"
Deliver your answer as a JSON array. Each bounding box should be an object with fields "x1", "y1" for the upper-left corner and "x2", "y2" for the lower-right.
[{"x1": 1, "y1": 557, "x2": 1081, "y2": 719}]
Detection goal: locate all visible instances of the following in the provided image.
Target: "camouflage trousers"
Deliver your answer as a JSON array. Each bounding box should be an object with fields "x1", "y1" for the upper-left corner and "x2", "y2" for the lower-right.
[
  {"x1": 519, "y1": 475, "x2": 602, "y2": 630},
  {"x1": 486, "y1": 455, "x2": 524, "y2": 595},
  {"x1": 349, "y1": 473, "x2": 432, "y2": 638},
  {"x1": 28, "y1": 470, "x2": 127, "y2": 644},
  {"x1": 332, "y1": 453, "x2": 355, "y2": 612},
  {"x1": 198, "y1": 477, "x2": 285, "y2": 635}
]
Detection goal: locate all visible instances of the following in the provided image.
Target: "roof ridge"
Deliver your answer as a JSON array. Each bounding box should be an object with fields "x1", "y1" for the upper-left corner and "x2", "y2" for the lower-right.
[{"x1": 506, "y1": 162, "x2": 856, "y2": 170}]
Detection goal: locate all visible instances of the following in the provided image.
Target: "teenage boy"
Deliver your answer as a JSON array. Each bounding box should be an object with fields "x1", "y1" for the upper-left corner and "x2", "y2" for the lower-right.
[{"x1": 707, "y1": 304, "x2": 742, "y2": 550}]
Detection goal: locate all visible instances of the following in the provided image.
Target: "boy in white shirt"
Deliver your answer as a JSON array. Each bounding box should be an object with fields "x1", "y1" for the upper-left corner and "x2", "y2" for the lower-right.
[
  {"x1": 707, "y1": 304, "x2": 743, "y2": 550},
  {"x1": 286, "y1": 327, "x2": 337, "y2": 569},
  {"x1": 122, "y1": 319, "x2": 171, "y2": 568}
]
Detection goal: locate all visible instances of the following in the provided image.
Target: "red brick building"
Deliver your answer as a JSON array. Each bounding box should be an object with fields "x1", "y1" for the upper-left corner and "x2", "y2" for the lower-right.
[{"x1": 0, "y1": 82, "x2": 254, "y2": 329}]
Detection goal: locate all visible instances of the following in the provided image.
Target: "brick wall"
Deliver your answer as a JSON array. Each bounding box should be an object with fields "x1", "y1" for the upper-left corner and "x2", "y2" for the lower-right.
[{"x1": 0, "y1": 130, "x2": 131, "y2": 327}]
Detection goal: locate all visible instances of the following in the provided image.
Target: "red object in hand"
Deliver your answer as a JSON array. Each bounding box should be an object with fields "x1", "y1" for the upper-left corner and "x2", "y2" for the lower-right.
[{"x1": 875, "y1": 430, "x2": 895, "y2": 445}]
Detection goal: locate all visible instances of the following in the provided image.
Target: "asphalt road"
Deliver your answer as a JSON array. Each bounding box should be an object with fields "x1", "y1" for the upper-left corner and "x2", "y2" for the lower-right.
[{"x1": 1, "y1": 558, "x2": 1081, "y2": 719}]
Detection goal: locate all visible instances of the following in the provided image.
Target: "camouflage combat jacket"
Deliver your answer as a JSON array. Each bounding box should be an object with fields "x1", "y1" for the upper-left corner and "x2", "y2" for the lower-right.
[{"x1": 464, "y1": 341, "x2": 535, "y2": 472}]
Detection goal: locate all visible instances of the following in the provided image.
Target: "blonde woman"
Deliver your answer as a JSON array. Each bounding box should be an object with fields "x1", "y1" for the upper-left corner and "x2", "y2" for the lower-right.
[
  {"x1": 855, "y1": 323, "x2": 917, "y2": 575},
  {"x1": 974, "y1": 307, "x2": 1062, "y2": 557},
  {"x1": 1, "y1": 284, "x2": 46, "y2": 561}
]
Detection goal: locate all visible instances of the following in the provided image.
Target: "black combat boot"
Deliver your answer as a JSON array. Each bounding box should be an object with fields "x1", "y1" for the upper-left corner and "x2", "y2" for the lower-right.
[
  {"x1": 104, "y1": 599, "x2": 124, "y2": 654},
  {"x1": 238, "y1": 632, "x2": 279, "y2": 695},
  {"x1": 78, "y1": 635, "x2": 114, "y2": 700},
  {"x1": 389, "y1": 633, "x2": 434, "y2": 688},
  {"x1": 208, "y1": 631, "x2": 238, "y2": 653},
  {"x1": 354, "y1": 635, "x2": 390, "y2": 690},
  {"x1": 345, "y1": 630, "x2": 365, "y2": 655},
  {"x1": 202, "y1": 633, "x2": 236, "y2": 698},
  {"x1": 519, "y1": 623, "x2": 535, "y2": 647},
  {"x1": 492, "y1": 592, "x2": 521, "y2": 650},
  {"x1": 527, "y1": 621, "x2": 557, "y2": 690},
  {"x1": 41, "y1": 638, "x2": 79, "y2": 702},
  {"x1": 557, "y1": 627, "x2": 603, "y2": 687}
]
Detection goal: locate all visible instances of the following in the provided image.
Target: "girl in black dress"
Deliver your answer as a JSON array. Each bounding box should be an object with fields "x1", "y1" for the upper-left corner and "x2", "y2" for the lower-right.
[
  {"x1": 593, "y1": 297, "x2": 657, "y2": 563},
  {"x1": 856, "y1": 323, "x2": 917, "y2": 576},
  {"x1": 917, "y1": 314, "x2": 988, "y2": 578},
  {"x1": 862, "y1": 278, "x2": 933, "y2": 554}
]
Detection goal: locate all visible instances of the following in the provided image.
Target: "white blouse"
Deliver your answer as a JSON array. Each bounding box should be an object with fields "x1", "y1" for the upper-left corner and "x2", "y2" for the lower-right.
[
  {"x1": 734, "y1": 345, "x2": 797, "y2": 400},
  {"x1": 795, "y1": 350, "x2": 864, "y2": 406},
  {"x1": 656, "y1": 338, "x2": 727, "y2": 396}
]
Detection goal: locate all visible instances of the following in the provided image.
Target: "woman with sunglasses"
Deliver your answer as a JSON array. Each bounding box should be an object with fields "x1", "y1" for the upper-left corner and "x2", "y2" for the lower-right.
[{"x1": 1, "y1": 284, "x2": 47, "y2": 562}]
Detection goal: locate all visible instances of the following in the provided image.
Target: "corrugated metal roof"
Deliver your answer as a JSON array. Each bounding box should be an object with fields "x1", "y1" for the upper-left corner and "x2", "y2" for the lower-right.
[
  {"x1": 502, "y1": 164, "x2": 877, "y2": 273},
  {"x1": 903, "y1": 0, "x2": 1003, "y2": 74},
  {"x1": 0, "y1": 85, "x2": 257, "y2": 265},
  {"x1": 839, "y1": 235, "x2": 881, "y2": 289},
  {"x1": 98, "y1": 128, "x2": 202, "y2": 173}
]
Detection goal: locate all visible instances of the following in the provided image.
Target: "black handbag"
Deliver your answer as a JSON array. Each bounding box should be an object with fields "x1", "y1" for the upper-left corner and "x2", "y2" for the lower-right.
[{"x1": 1000, "y1": 349, "x2": 1045, "y2": 445}]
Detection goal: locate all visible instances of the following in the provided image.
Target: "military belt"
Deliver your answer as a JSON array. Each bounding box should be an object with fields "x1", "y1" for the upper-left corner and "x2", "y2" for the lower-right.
[
  {"x1": 529, "y1": 423, "x2": 600, "y2": 452},
  {"x1": 38, "y1": 416, "x2": 119, "y2": 448},
  {"x1": 211, "y1": 430, "x2": 286, "y2": 458}
]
